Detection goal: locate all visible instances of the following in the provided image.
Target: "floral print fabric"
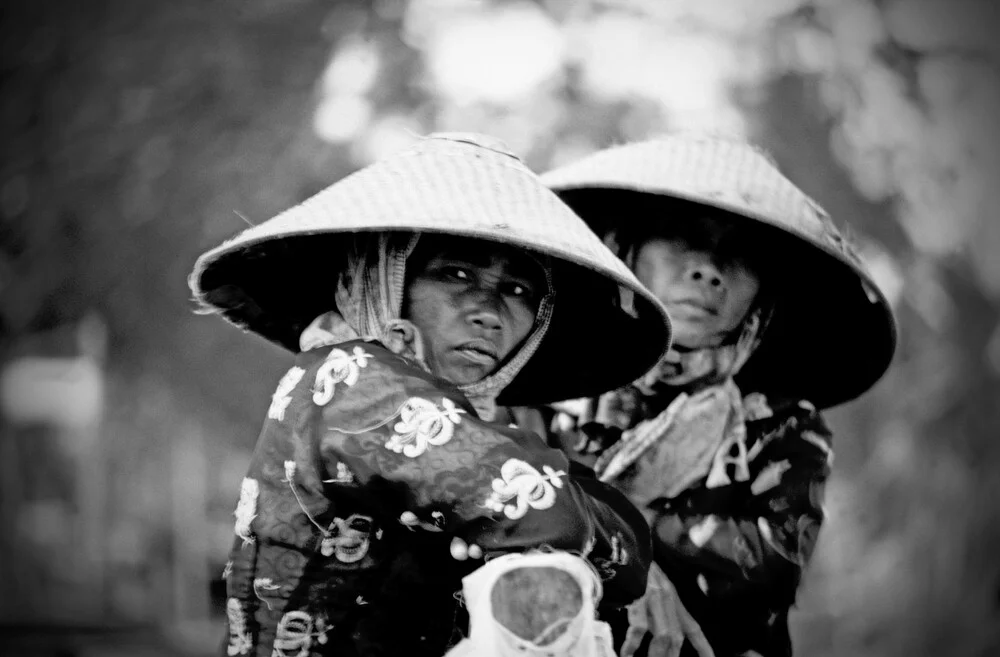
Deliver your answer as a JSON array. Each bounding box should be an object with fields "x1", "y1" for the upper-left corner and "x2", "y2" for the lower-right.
[{"x1": 221, "y1": 339, "x2": 650, "y2": 657}]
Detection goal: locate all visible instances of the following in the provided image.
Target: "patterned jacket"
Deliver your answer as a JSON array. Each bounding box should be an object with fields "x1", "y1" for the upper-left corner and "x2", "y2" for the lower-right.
[
  {"x1": 548, "y1": 393, "x2": 833, "y2": 657},
  {"x1": 222, "y1": 339, "x2": 651, "y2": 657}
]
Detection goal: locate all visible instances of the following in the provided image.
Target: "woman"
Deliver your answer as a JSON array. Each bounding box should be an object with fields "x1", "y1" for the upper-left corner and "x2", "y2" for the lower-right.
[
  {"x1": 540, "y1": 135, "x2": 897, "y2": 657},
  {"x1": 188, "y1": 133, "x2": 672, "y2": 657}
]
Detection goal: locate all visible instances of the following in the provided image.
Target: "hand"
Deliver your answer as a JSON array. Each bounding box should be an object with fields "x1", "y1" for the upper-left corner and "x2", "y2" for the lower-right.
[
  {"x1": 620, "y1": 563, "x2": 714, "y2": 657},
  {"x1": 449, "y1": 536, "x2": 483, "y2": 561}
]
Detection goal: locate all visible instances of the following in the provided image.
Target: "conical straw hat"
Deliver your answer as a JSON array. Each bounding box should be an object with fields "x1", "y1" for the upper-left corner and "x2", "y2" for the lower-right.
[
  {"x1": 542, "y1": 134, "x2": 897, "y2": 409},
  {"x1": 189, "y1": 133, "x2": 671, "y2": 406}
]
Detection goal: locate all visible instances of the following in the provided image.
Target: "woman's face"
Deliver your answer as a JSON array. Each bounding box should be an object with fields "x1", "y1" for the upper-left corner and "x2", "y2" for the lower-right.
[
  {"x1": 403, "y1": 236, "x2": 546, "y2": 385},
  {"x1": 634, "y1": 214, "x2": 761, "y2": 350}
]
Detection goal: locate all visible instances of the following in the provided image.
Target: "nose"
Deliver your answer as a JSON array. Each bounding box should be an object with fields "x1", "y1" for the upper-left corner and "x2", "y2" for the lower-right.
[
  {"x1": 467, "y1": 307, "x2": 502, "y2": 333},
  {"x1": 464, "y1": 276, "x2": 506, "y2": 334},
  {"x1": 684, "y1": 260, "x2": 725, "y2": 290}
]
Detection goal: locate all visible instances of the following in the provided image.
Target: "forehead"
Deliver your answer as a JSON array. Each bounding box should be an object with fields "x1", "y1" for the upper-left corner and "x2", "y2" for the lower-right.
[
  {"x1": 411, "y1": 234, "x2": 547, "y2": 280},
  {"x1": 633, "y1": 211, "x2": 765, "y2": 261},
  {"x1": 647, "y1": 212, "x2": 746, "y2": 242}
]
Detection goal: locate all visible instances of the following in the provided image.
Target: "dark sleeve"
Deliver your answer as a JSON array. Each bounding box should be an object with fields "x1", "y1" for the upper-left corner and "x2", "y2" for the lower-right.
[
  {"x1": 567, "y1": 460, "x2": 653, "y2": 607},
  {"x1": 313, "y1": 343, "x2": 651, "y2": 606},
  {"x1": 648, "y1": 405, "x2": 832, "y2": 600}
]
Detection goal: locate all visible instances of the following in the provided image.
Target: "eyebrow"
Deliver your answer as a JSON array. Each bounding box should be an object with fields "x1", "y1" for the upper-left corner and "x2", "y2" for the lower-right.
[
  {"x1": 436, "y1": 249, "x2": 492, "y2": 268},
  {"x1": 504, "y1": 254, "x2": 547, "y2": 283}
]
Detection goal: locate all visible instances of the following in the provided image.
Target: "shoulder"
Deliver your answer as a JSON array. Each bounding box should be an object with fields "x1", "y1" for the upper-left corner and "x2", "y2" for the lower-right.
[
  {"x1": 744, "y1": 393, "x2": 834, "y2": 464},
  {"x1": 297, "y1": 339, "x2": 408, "y2": 372},
  {"x1": 745, "y1": 394, "x2": 830, "y2": 433},
  {"x1": 268, "y1": 340, "x2": 474, "y2": 422},
  {"x1": 298, "y1": 340, "x2": 449, "y2": 392}
]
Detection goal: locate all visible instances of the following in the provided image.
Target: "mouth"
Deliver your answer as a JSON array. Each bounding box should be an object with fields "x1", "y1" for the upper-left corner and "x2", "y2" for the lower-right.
[
  {"x1": 668, "y1": 298, "x2": 718, "y2": 317},
  {"x1": 332, "y1": 537, "x2": 370, "y2": 563},
  {"x1": 455, "y1": 339, "x2": 500, "y2": 366}
]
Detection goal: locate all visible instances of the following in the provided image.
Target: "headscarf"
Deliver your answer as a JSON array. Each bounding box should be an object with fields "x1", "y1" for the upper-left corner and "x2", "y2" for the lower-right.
[
  {"x1": 299, "y1": 232, "x2": 555, "y2": 421},
  {"x1": 590, "y1": 229, "x2": 773, "y2": 513}
]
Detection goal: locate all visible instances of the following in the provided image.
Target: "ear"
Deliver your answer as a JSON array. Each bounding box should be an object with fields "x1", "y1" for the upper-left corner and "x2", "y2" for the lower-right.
[{"x1": 382, "y1": 319, "x2": 430, "y2": 372}]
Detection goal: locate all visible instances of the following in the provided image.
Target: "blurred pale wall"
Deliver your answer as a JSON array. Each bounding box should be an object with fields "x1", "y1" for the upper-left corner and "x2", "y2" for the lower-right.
[{"x1": 1, "y1": 1, "x2": 998, "y2": 655}]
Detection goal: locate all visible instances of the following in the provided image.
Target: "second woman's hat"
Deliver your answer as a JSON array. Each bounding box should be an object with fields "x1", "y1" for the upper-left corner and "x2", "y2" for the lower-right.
[{"x1": 541, "y1": 135, "x2": 897, "y2": 408}]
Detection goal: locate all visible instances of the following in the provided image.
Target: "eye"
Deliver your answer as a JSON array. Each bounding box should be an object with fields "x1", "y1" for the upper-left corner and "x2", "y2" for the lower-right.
[
  {"x1": 442, "y1": 266, "x2": 470, "y2": 281},
  {"x1": 502, "y1": 280, "x2": 536, "y2": 300}
]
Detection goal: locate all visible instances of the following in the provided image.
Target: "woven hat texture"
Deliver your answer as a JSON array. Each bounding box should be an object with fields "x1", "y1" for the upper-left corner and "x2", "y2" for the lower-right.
[
  {"x1": 189, "y1": 133, "x2": 671, "y2": 406},
  {"x1": 542, "y1": 134, "x2": 897, "y2": 408}
]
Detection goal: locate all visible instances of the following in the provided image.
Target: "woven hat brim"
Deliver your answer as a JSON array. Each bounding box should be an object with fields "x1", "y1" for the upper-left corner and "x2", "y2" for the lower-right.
[
  {"x1": 193, "y1": 230, "x2": 668, "y2": 405},
  {"x1": 189, "y1": 137, "x2": 672, "y2": 406},
  {"x1": 547, "y1": 184, "x2": 897, "y2": 409}
]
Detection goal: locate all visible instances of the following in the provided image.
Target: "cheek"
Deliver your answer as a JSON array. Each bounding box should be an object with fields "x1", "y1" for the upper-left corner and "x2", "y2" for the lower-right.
[
  {"x1": 722, "y1": 272, "x2": 761, "y2": 325},
  {"x1": 636, "y1": 260, "x2": 681, "y2": 303},
  {"x1": 635, "y1": 242, "x2": 685, "y2": 294},
  {"x1": 506, "y1": 301, "x2": 537, "y2": 345},
  {"x1": 404, "y1": 282, "x2": 448, "y2": 345}
]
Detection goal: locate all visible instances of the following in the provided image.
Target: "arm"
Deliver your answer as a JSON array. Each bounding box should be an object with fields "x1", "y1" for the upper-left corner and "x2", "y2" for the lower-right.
[
  {"x1": 566, "y1": 460, "x2": 653, "y2": 608},
  {"x1": 648, "y1": 404, "x2": 832, "y2": 598},
  {"x1": 312, "y1": 342, "x2": 651, "y2": 604}
]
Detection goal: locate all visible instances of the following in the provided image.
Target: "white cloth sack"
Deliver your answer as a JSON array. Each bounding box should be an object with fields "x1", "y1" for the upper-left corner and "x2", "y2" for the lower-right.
[{"x1": 444, "y1": 551, "x2": 616, "y2": 657}]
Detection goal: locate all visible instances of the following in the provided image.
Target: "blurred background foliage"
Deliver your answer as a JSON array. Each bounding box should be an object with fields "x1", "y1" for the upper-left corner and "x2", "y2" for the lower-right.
[{"x1": 1, "y1": 0, "x2": 998, "y2": 655}]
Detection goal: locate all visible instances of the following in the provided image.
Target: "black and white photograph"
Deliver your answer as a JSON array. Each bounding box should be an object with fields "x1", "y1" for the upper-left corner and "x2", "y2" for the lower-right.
[{"x1": 2, "y1": 1, "x2": 998, "y2": 656}]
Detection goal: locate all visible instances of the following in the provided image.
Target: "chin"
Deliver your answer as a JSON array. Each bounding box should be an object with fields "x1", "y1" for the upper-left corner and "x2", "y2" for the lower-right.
[
  {"x1": 669, "y1": 316, "x2": 712, "y2": 340},
  {"x1": 438, "y1": 365, "x2": 491, "y2": 387},
  {"x1": 670, "y1": 318, "x2": 730, "y2": 349}
]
